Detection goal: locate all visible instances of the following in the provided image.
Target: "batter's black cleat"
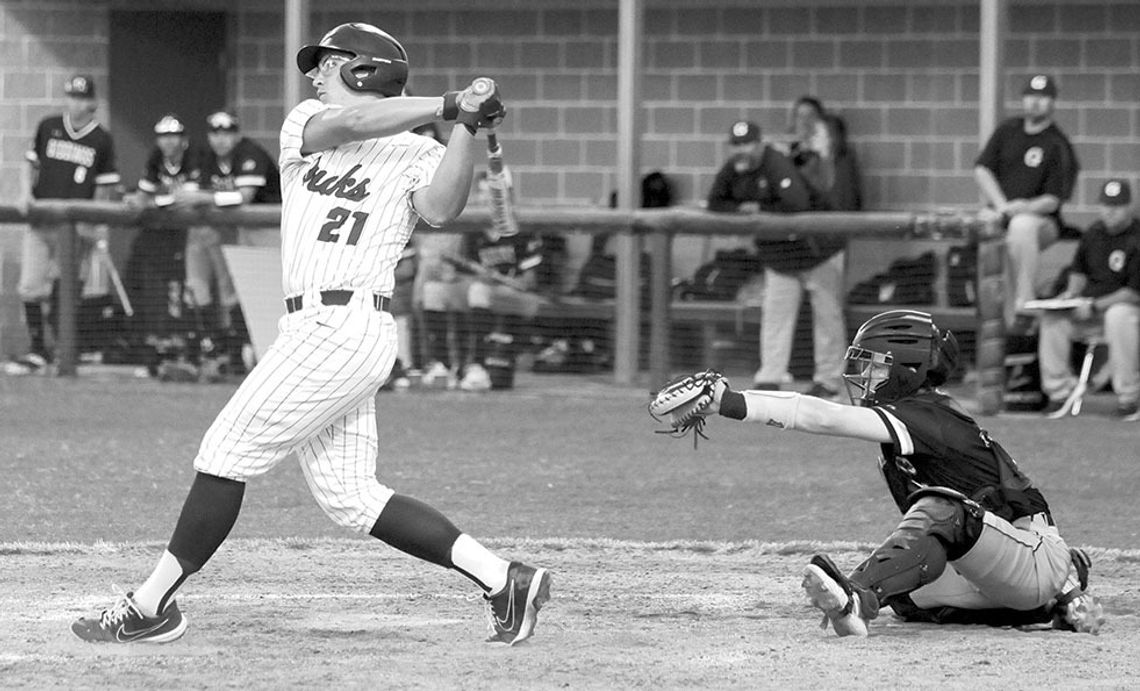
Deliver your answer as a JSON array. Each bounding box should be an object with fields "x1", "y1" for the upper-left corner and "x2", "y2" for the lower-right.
[
  {"x1": 801, "y1": 553, "x2": 874, "y2": 637},
  {"x1": 71, "y1": 588, "x2": 187, "y2": 644},
  {"x1": 484, "y1": 562, "x2": 552, "y2": 646}
]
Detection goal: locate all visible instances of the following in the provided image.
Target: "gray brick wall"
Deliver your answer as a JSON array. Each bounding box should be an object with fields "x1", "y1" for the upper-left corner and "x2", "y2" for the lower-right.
[{"x1": 0, "y1": 0, "x2": 1137, "y2": 222}]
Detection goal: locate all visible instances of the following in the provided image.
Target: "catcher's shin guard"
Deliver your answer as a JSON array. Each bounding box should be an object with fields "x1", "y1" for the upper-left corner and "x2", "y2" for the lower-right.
[{"x1": 850, "y1": 495, "x2": 984, "y2": 604}]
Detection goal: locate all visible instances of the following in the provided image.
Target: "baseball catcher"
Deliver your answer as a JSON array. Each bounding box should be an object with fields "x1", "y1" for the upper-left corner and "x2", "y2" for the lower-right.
[{"x1": 649, "y1": 309, "x2": 1104, "y2": 636}]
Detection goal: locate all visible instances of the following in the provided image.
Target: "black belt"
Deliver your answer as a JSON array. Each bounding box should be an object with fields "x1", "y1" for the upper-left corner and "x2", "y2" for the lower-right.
[{"x1": 284, "y1": 290, "x2": 390, "y2": 314}]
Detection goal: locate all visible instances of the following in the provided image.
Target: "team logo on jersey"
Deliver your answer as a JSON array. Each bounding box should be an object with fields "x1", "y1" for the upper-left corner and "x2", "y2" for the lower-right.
[
  {"x1": 303, "y1": 160, "x2": 371, "y2": 202},
  {"x1": 1023, "y1": 147, "x2": 1044, "y2": 168},
  {"x1": 1109, "y1": 249, "x2": 1126, "y2": 273}
]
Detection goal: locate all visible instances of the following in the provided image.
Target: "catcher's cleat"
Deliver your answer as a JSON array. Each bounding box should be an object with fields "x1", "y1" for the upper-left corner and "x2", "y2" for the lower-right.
[
  {"x1": 801, "y1": 554, "x2": 872, "y2": 637},
  {"x1": 484, "y1": 562, "x2": 552, "y2": 646},
  {"x1": 71, "y1": 587, "x2": 187, "y2": 644},
  {"x1": 1051, "y1": 550, "x2": 1105, "y2": 634},
  {"x1": 1052, "y1": 590, "x2": 1105, "y2": 634}
]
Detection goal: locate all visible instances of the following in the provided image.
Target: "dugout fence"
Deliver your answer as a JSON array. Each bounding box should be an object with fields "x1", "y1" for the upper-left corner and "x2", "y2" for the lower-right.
[{"x1": 0, "y1": 201, "x2": 1006, "y2": 414}]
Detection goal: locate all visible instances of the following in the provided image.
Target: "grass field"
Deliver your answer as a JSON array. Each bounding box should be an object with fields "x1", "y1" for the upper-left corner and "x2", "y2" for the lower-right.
[{"x1": 2, "y1": 370, "x2": 1138, "y2": 688}]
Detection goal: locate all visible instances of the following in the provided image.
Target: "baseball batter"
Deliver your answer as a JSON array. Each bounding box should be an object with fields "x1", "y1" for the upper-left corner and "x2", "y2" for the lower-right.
[
  {"x1": 669, "y1": 310, "x2": 1104, "y2": 636},
  {"x1": 72, "y1": 22, "x2": 551, "y2": 646}
]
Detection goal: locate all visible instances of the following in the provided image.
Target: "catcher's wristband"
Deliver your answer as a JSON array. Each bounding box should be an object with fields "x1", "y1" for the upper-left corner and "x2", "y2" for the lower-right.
[
  {"x1": 719, "y1": 390, "x2": 747, "y2": 419},
  {"x1": 724, "y1": 390, "x2": 804, "y2": 430}
]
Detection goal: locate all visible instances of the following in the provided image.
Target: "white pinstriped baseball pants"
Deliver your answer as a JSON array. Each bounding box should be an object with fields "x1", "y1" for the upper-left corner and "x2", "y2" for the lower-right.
[{"x1": 195, "y1": 297, "x2": 398, "y2": 532}]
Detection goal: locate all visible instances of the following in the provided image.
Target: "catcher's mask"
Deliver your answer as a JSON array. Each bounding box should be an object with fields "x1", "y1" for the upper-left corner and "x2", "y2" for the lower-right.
[
  {"x1": 843, "y1": 309, "x2": 959, "y2": 407},
  {"x1": 297, "y1": 22, "x2": 408, "y2": 97}
]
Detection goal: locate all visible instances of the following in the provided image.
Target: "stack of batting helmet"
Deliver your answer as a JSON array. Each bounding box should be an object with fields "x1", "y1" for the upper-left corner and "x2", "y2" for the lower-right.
[{"x1": 296, "y1": 22, "x2": 408, "y2": 97}]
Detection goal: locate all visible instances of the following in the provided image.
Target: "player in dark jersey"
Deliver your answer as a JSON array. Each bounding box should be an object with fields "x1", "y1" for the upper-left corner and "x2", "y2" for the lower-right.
[
  {"x1": 975, "y1": 74, "x2": 1079, "y2": 332},
  {"x1": 419, "y1": 167, "x2": 548, "y2": 391},
  {"x1": 7, "y1": 74, "x2": 120, "y2": 375},
  {"x1": 694, "y1": 309, "x2": 1104, "y2": 636},
  {"x1": 1037, "y1": 179, "x2": 1140, "y2": 418},
  {"x1": 124, "y1": 114, "x2": 201, "y2": 371},
  {"x1": 180, "y1": 110, "x2": 282, "y2": 375}
]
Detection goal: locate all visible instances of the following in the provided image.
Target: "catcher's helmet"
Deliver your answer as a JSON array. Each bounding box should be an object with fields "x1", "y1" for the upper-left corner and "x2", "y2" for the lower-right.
[
  {"x1": 843, "y1": 309, "x2": 959, "y2": 406},
  {"x1": 296, "y1": 23, "x2": 408, "y2": 97}
]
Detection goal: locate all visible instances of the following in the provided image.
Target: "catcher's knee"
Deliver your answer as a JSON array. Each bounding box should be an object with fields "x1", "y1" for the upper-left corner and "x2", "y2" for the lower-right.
[
  {"x1": 901, "y1": 493, "x2": 985, "y2": 559},
  {"x1": 851, "y1": 494, "x2": 984, "y2": 602}
]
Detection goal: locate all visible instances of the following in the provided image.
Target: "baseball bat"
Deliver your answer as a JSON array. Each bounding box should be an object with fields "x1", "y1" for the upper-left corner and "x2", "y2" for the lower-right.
[
  {"x1": 466, "y1": 78, "x2": 519, "y2": 238},
  {"x1": 95, "y1": 239, "x2": 134, "y2": 317}
]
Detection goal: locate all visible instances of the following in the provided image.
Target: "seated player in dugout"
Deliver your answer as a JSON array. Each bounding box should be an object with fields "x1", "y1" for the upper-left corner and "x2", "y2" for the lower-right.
[
  {"x1": 676, "y1": 310, "x2": 1104, "y2": 637},
  {"x1": 418, "y1": 165, "x2": 552, "y2": 391}
]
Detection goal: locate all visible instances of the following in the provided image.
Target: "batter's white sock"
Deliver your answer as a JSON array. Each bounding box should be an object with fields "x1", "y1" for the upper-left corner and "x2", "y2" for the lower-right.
[
  {"x1": 133, "y1": 550, "x2": 186, "y2": 618},
  {"x1": 450, "y1": 534, "x2": 509, "y2": 594}
]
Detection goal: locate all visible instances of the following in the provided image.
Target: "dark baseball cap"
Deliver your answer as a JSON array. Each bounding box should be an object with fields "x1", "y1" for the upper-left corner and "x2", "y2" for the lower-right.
[
  {"x1": 729, "y1": 120, "x2": 760, "y2": 145},
  {"x1": 1022, "y1": 74, "x2": 1057, "y2": 98},
  {"x1": 1099, "y1": 179, "x2": 1132, "y2": 206},
  {"x1": 64, "y1": 74, "x2": 95, "y2": 99},
  {"x1": 154, "y1": 114, "x2": 186, "y2": 135},
  {"x1": 207, "y1": 110, "x2": 240, "y2": 131}
]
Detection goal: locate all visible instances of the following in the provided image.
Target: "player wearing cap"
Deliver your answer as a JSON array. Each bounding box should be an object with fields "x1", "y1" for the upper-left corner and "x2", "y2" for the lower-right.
[
  {"x1": 123, "y1": 114, "x2": 201, "y2": 370},
  {"x1": 6, "y1": 74, "x2": 120, "y2": 375},
  {"x1": 71, "y1": 21, "x2": 551, "y2": 647},
  {"x1": 1037, "y1": 179, "x2": 1140, "y2": 418},
  {"x1": 178, "y1": 110, "x2": 282, "y2": 375},
  {"x1": 706, "y1": 119, "x2": 847, "y2": 399},
  {"x1": 975, "y1": 74, "x2": 1080, "y2": 334}
]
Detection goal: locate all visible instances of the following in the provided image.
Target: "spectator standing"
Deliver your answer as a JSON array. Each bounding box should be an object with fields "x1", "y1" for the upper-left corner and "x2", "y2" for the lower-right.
[
  {"x1": 974, "y1": 74, "x2": 1079, "y2": 333},
  {"x1": 182, "y1": 110, "x2": 282, "y2": 374},
  {"x1": 786, "y1": 95, "x2": 825, "y2": 167},
  {"x1": 1038, "y1": 179, "x2": 1140, "y2": 418},
  {"x1": 7, "y1": 74, "x2": 120, "y2": 375},
  {"x1": 706, "y1": 119, "x2": 846, "y2": 399},
  {"x1": 124, "y1": 114, "x2": 201, "y2": 366}
]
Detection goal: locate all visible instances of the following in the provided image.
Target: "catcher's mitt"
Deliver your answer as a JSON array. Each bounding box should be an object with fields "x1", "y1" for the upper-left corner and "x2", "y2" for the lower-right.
[{"x1": 648, "y1": 369, "x2": 727, "y2": 447}]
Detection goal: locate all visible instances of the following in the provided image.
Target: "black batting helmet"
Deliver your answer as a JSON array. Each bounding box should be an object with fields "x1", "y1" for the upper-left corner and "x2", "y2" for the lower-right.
[
  {"x1": 843, "y1": 310, "x2": 959, "y2": 406},
  {"x1": 296, "y1": 23, "x2": 408, "y2": 97}
]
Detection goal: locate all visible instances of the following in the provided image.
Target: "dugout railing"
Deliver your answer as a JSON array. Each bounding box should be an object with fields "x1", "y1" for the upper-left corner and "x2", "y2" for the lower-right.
[{"x1": 0, "y1": 201, "x2": 1007, "y2": 414}]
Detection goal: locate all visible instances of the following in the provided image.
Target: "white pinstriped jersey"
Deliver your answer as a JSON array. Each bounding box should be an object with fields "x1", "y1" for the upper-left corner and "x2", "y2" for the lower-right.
[{"x1": 278, "y1": 99, "x2": 445, "y2": 298}]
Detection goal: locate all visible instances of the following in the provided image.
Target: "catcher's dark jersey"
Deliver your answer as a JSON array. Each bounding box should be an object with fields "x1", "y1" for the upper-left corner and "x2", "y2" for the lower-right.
[
  {"x1": 137, "y1": 148, "x2": 201, "y2": 196},
  {"x1": 199, "y1": 138, "x2": 281, "y2": 203},
  {"x1": 27, "y1": 114, "x2": 119, "y2": 199},
  {"x1": 1071, "y1": 219, "x2": 1140, "y2": 298},
  {"x1": 975, "y1": 117, "x2": 1079, "y2": 219},
  {"x1": 872, "y1": 391, "x2": 1051, "y2": 521},
  {"x1": 460, "y1": 230, "x2": 543, "y2": 278}
]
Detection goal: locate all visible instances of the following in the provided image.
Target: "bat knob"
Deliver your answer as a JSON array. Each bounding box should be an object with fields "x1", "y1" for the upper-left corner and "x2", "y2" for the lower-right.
[{"x1": 471, "y1": 78, "x2": 494, "y2": 96}]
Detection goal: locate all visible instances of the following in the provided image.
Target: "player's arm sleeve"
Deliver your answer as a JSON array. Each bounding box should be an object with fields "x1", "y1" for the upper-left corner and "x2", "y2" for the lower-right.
[
  {"x1": 705, "y1": 166, "x2": 736, "y2": 212},
  {"x1": 233, "y1": 145, "x2": 271, "y2": 193},
  {"x1": 92, "y1": 133, "x2": 120, "y2": 187},
  {"x1": 403, "y1": 140, "x2": 446, "y2": 227},
  {"x1": 973, "y1": 121, "x2": 1005, "y2": 171},
  {"x1": 280, "y1": 99, "x2": 329, "y2": 173},
  {"x1": 870, "y1": 403, "x2": 945, "y2": 457}
]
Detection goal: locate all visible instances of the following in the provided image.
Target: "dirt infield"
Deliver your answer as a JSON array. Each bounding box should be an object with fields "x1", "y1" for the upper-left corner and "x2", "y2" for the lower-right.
[{"x1": 3, "y1": 539, "x2": 1137, "y2": 689}]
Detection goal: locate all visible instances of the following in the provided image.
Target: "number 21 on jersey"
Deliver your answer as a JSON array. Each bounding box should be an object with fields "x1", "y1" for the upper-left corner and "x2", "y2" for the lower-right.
[{"x1": 317, "y1": 206, "x2": 368, "y2": 245}]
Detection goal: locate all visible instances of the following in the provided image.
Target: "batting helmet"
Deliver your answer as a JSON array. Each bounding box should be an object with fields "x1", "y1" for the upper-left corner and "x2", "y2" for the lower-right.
[
  {"x1": 843, "y1": 309, "x2": 959, "y2": 406},
  {"x1": 296, "y1": 23, "x2": 408, "y2": 97}
]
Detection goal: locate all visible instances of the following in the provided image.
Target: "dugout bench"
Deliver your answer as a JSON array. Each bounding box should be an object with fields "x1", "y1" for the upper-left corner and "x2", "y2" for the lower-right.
[{"x1": 535, "y1": 296, "x2": 978, "y2": 372}]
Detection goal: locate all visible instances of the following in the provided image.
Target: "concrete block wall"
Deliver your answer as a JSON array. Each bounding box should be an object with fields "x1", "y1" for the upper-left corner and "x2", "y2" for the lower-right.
[{"x1": 0, "y1": 0, "x2": 1136, "y2": 220}]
